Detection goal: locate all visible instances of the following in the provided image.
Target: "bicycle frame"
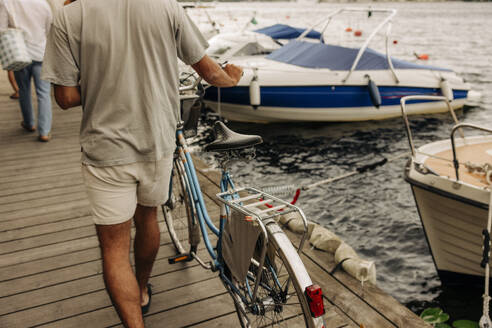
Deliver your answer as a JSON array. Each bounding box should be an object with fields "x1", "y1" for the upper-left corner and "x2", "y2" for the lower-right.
[{"x1": 173, "y1": 125, "x2": 273, "y2": 306}]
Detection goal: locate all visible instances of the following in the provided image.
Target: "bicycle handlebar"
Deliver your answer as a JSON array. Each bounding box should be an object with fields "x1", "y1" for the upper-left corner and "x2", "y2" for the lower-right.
[{"x1": 179, "y1": 76, "x2": 202, "y2": 93}]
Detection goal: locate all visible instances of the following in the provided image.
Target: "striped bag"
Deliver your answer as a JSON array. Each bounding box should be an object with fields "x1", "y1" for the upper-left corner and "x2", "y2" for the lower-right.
[
  {"x1": 0, "y1": 1, "x2": 31, "y2": 71},
  {"x1": 0, "y1": 28, "x2": 31, "y2": 71}
]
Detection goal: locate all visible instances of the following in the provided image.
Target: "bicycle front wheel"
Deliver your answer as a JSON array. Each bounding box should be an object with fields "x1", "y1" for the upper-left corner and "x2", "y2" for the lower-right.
[
  {"x1": 227, "y1": 222, "x2": 324, "y2": 328},
  {"x1": 161, "y1": 159, "x2": 194, "y2": 254}
]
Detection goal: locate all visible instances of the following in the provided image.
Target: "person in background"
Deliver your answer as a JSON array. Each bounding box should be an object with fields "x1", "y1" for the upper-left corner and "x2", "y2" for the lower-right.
[
  {"x1": 41, "y1": 0, "x2": 242, "y2": 326},
  {"x1": 7, "y1": 70, "x2": 19, "y2": 99},
  {"x1": 0, "y1": 0, "x2": 53, "y2": 141}
]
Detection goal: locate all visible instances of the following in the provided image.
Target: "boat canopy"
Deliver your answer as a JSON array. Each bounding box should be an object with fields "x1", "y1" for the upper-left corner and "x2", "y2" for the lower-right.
[
  {"x1": 254, "y1": 24, "x2": 322, "y2": 40},
  {"x1": 266, "y1": 41, "x2": 452, "y2": 71}
]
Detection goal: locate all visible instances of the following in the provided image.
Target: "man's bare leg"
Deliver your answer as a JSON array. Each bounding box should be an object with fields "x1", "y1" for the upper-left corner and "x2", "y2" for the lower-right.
[
  {"x1": 96, "y1": 220, "x2": 144, "y2": 328},
  {"x1": 134, "y1": 204, "x2": 160, "y2": 307}
]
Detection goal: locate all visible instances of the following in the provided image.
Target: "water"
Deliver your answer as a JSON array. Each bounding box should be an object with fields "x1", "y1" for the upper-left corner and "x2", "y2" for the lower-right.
[{"x1": 187, "y1": 1, "x2": 492, "y2": 322}]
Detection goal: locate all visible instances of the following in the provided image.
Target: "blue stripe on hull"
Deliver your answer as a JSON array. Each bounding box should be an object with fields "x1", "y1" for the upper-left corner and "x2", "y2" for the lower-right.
[{"x1": 204, "y1": 85, "x2": 468, "y2": 108}]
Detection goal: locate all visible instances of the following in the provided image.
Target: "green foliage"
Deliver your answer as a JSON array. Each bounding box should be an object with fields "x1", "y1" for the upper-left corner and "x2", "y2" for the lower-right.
[
  {"x1": 452, "y1": 320, "x2": 479, "y2": 328},
  {"x1": 436, "y1": 324, "x2": 452, "y2": 328},
  {"x1": 420, "y1": 308, "x2": 479, "y2": 328},
  {"x1": 421, "y1": 308, "x2": 450, "y2": 324}
]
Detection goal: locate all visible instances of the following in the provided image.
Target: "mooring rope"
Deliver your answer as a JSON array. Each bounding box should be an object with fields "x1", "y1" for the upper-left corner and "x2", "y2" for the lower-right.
[
  {"x1": 480, "y1": 176, "x2": 492, "y2": 328},
  {"x1": 260, "y1": 151, "x2": 410, "y2": 205}
]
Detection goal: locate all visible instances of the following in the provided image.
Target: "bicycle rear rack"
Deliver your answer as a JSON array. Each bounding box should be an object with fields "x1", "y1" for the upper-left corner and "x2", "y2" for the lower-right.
[
  {"x1": 216, "y1": 186, "x2": 310, "y2": 253},
  {"x1": 216, "y1": 186, "x2": 310, "y2": 306}
]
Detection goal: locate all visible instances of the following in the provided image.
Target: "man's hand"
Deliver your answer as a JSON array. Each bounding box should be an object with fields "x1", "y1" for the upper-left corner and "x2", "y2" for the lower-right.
[
  {"x1": 192, "y1": 55, "x2": 243, "y2": 88},
  {"x1": 223, "y1": 64, "x2": 243, "y2": 86},
  {"x1": 54, "y1": 85, "x2": 81, "y2": 109}
]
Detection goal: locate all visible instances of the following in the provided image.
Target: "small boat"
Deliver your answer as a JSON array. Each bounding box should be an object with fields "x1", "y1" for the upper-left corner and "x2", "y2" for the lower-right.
[
  {"x1": 203, "y1": 8, "x2": 470, "y2": 123},
  {"x1": 402, "y1": 95, "x2": 492, "y2": 286}
]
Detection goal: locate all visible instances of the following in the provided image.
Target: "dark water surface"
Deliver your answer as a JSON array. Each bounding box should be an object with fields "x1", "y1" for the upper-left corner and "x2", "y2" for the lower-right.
[{"x1": 189, "y1": 1, "x2": 492, "y2": 322}]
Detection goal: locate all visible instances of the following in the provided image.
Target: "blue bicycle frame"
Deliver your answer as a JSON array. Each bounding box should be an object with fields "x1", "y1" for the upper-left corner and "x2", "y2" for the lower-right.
[
  {"x1": 175, "y1": 128, "x2": 237, "y2": 267},
  {"x1": 174, "y1": 127, "x2": 272, "y2": 307}
]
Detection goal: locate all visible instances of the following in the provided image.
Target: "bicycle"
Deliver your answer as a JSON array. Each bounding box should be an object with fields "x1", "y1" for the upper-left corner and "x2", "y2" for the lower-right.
[{"x1": 161, "y1": 78, "x2": 326, "y2": 327}]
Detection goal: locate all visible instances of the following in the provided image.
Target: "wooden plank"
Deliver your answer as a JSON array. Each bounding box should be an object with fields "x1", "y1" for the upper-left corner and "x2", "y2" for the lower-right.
[
  {"x1": 0, "y1": 197, "x2": 90, "y2": 222},
  {"x1": 0, "y1": 220, "x2": 168, "y2": 267},
  {"x1": 0, "y1": 264, "x2": 219, "y2": 328},
  {"x1": 0, "y1": 166, "x2": 81, "y2": 185},
  {"x1": 0, "y1": 191, "x2": 88, "y2": 215},
  {"x1": 0, "y1": 247, "x2": 211, "y2": 316},
  {"x1": 0, "y1": 172, "x2": 83, "y2": 197},
  {"x1": 37, "y1": 277, "x2": 227, "y2": 328},
  {"x1": 0, "y1": 215, "x2": 92, "y2": 242},
  {"x1": 0, "y1": 146, "x2": 81, "y2": 164},
  {"x1": 0, "y1": 235, "x2": 99, "y2": 267},
  {"x1": 0, "y1": 160, "x2": 82, "y2": 182},
  {"x1": 0, "y1": 204, "x2": 91, "y2": 231},
  {"x1": 0, "y1": 226, "x2": 176, "y2": 282},
  {"x1": 0, "y1": 224, "x2": 95, "y2": 255},
  {"x1": 135, "y1": 293, "x2": 234, "y2": 328},
  {"x1": 0, "y1": 153, "x2": 81, "y2": 174},
  {"x1": 0, "y1": 245, "x2": 101, "y2": 282}
]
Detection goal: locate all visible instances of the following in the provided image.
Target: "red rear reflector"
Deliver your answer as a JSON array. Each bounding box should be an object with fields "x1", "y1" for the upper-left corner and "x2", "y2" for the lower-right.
[{"x1": 305, "y1": 284, "x2": 325, "y2": 318}]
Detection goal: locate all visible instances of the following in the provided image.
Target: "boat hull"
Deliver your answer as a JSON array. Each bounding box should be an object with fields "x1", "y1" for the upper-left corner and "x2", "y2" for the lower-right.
[
  {"x1": 405, "y1": 151, "x2": 491, "y2": 286},
  {"x1": 204, "y1": 86, "x2": 468, "y2": 123}
]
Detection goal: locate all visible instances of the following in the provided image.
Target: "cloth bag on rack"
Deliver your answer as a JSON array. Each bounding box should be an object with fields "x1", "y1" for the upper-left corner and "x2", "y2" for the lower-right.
[{"x1": 0, "y1": 2, "x2": 31, "y2": 71}]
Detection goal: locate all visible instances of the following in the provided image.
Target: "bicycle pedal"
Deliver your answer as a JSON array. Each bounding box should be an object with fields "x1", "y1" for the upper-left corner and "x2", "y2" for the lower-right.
[{"x1": 168, "y1": 253, "x2": 193, "y2": 264}]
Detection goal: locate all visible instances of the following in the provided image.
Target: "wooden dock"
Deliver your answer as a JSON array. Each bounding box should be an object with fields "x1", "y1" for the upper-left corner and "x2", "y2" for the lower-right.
[{"x1": 0, "y1": 74, "x2": 430, "y2": 327}]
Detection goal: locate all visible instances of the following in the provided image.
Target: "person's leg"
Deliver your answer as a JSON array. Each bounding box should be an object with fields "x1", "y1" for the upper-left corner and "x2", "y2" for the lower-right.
[
  {"x1": 32, "y1": 61, "x2": 52, "y2": 138},
  {"x1": 133, "y1": 204, "x2": 160, "y2": 307},
  {"x1": 96, "y1": 221, "x2": 145, "y2": 328},
  {"x1": 7, "y1": 71, "x2": 19, "y2": 99},
  {"x1": 82, "y1": 163, "x2": 144, "y2": 327},
  {"x1": 14, "y1": 64, "x2": 35, "y2": 130}
]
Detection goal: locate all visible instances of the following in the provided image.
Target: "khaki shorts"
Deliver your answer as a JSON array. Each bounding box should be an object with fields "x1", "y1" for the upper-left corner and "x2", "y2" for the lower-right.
[{"x1": 81, "y1": 157, "x2": 173, "y2": 225}]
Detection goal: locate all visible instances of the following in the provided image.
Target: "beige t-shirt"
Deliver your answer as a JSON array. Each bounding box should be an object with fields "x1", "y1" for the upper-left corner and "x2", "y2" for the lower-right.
[{"x1": 41, "y1": 0, "x2": 207, "y2": 166}]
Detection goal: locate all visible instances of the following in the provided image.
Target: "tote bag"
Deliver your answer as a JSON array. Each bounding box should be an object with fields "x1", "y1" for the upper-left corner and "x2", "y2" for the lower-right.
[{"x1": 0, "y1": 2, "x2": 31, "y2": 71}]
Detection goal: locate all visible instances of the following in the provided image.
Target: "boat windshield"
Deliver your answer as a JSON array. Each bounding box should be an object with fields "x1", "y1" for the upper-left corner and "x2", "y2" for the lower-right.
[{"x1": 207, "y1": 33, "x2": 281, "y2": 59}]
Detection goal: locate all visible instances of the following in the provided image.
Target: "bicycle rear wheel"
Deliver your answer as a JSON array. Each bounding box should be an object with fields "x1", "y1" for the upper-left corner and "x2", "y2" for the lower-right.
[
  {"x1": 162, "y1": 159, "x2": 194, "y2": 254},
  {"x1": 227, "y1": 222, "x2": 324, "y2": 328}
]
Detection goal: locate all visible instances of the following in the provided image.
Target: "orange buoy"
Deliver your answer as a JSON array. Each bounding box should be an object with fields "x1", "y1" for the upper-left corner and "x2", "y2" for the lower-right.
[
  {"x1": 414, "y1": 52, "x2": 429, "y2": 60},
  {"x1": 354, "y1": 30, "x2": 362, "y2": 37},
  {"x1": 286, "y1": 15, "x2": 290, "y2": 19},
  {"x1": 345, "y1": 27, "x2": 353, "y2": 32},
  {"x1": 393, "y1": 40, "x2": 398, "y2": 44}
]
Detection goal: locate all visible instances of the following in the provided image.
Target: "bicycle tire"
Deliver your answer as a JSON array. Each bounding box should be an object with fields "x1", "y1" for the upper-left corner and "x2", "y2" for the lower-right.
[
  {"x1": 227, "y1": 222, "x2": 325, "y2": 328},
  {"x1": 162, "y1": 159, "x2": 194, "y2": 254}
]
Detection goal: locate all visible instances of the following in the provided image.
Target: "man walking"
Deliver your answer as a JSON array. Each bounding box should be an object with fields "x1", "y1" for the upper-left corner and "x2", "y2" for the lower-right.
[
  {"x1": 41, "y1": 0, "x2": 242, "y2": 327},
  {"x1": 0, "y1": 0, "x2": 53, "y2": 141}
]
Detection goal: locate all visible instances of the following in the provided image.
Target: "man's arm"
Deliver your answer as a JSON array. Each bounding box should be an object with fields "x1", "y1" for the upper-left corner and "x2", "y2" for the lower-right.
[
  {"x1": 191, "y1": 55, "x2": 243, "y2": 87},
  {"x1": 54, "y1": 85, "x2": 81, "y2": 109}
]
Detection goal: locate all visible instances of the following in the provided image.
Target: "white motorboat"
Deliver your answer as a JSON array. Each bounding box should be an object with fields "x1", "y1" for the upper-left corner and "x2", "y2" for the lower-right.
[
  {"x1": 402, "y1": 95, "x2": 492, "y2": 285},
  {"x1": 203, "y1": 8, "x2": 470, "y2": 123}
]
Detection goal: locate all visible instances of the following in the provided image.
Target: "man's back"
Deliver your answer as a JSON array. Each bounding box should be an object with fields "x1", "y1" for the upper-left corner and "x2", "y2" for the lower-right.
[{"x1": 43, "y1": 0, "x2": 206, "y2": 166}]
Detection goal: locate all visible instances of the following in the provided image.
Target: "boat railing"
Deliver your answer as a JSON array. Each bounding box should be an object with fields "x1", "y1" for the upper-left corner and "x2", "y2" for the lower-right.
[
  {"x1": 450, "y1": 124, "x2": 492, "y2": 181},
  {"x1": 400, "y1": 95, "x2": 458, "y2": 158},
  {"x1": 401, "y1": 95, "x2": 492, "y2": 183},
  {"x1": 296, "y1": 8, "x2": 398, "y2": 83}
]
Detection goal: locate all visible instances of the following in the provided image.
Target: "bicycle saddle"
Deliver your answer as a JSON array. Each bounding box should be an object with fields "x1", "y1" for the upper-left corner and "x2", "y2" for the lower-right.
[{"x1": 205, "y1": 121, "x2": 263, "y2": 152}]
